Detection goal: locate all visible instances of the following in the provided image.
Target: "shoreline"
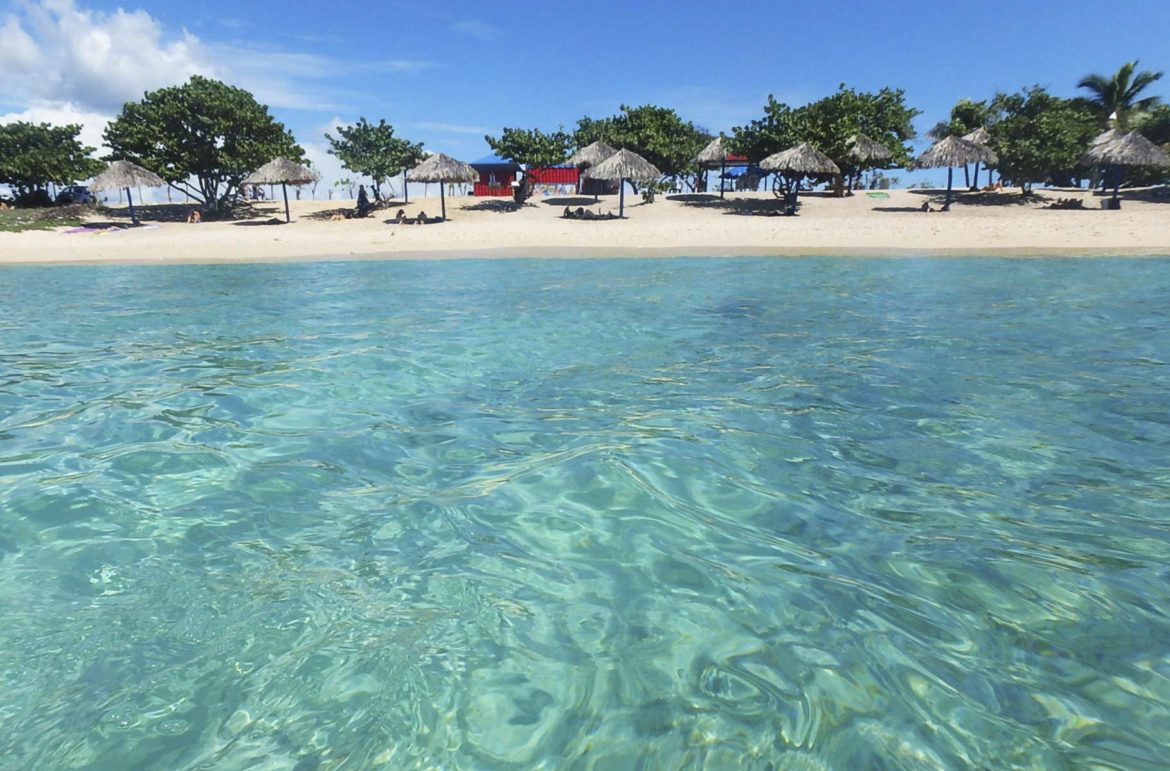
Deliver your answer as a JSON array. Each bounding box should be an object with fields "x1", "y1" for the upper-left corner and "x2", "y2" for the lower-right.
[
  {"x1": 6, "y1": 245, "x2": 1170, "y2": 268},
  {"x1": 4, "y1": 188, "x2": 1170, "y2": 266}
]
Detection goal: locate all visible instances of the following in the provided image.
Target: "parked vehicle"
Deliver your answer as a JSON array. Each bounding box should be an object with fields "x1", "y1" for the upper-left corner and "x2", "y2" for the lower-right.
[{"x1": 56, "y1": 185, "x2": 94, "y2": 205}]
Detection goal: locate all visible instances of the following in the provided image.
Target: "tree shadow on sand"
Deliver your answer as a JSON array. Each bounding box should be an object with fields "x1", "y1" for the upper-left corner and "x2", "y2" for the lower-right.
[
  {"x1": 906, "y1": 189, "x2": 1040, "y2": 207},
  {"x1": 541, "y1": 196, "x2": 600, "y2": 206},
  {"x1": 665, "y1": 193, "x2": 722, "y2": 204},
  {"x1": 459, "y1": 199, "x2": 531, "y2": 214}
]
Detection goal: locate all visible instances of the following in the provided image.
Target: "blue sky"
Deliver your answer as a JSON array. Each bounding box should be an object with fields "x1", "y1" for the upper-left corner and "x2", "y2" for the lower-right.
[{"x1": 3, "y1": 0, "x2": 1170, "y2": 191}]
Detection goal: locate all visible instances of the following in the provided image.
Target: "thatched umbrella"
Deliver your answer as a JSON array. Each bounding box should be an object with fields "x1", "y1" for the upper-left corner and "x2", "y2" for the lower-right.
[
  {"x1": 407, "y1": 153, "x2": 478, "y2": 221},
  {"x1": 962, "y1": 127, "x2": 991, "y2": 145},
  {"x1": 245, "y1": 158, "x2": 315, "y2": 222},
  {"x1": 90, "y1": 160, "x2": 165, "y2": 226},
  {"x1": 760, "y1": 142, "x2": 840, "y2": 213},
  {"x1": 1090, "y1": 128, "x2": 1125, "y2": 147},
  {"x1": 1079, "y1": 130, "x2": 1170, "y2": 206},
  {"x1": 844, "y1": 134, "x2": 892, "y2": 194},
  {"x1": 568, "y1": 140, "x2": 618, "y2": 167},
  {"x1": 960, "y1": 127, "x2": 993, "y2": 189},
  {"x1": 582, "y1": 148, "x2": 661, "y2": 218},
  {"x1": 912, "y1": 136, "x2": 997, "y2": 210},
  {"x1": 569, "y1": 141, "x2": 617, "y2": 199},
  {"x1": 695, "y1": 136, "x2": 732, "y2": 198}
]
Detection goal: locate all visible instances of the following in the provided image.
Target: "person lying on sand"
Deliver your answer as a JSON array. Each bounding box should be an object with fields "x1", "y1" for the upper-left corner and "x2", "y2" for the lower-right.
[{"x1": 187, "y1": 209, "x2": 202, "y2": 223}]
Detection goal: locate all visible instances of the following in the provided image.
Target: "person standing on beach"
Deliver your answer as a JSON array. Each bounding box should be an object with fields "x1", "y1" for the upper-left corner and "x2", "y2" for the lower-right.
[{"x1": 357, "y1": 185, "x2": 371, "y2": 217}]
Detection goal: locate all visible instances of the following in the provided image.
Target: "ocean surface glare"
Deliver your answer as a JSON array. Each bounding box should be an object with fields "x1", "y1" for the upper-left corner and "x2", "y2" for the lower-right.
[{"x1": 2, "y1": 257, "x2": 1169, "y2": 769}]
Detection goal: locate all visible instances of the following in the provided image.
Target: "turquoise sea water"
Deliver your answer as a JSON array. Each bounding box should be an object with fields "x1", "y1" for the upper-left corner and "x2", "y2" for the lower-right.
[{"x1": 1, "y1": 256, "x2": 1169, "y2": 769}]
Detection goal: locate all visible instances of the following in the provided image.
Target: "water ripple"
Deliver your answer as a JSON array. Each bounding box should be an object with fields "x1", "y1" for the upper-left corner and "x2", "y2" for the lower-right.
[{"x1": 2, "y1": 257, "x2": 1170, "y2": 768}]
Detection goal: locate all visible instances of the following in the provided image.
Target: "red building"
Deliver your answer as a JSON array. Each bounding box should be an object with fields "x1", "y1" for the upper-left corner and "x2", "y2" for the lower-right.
[{"x1": 470, "y1": 154, "x2": 579, "y2": 196}]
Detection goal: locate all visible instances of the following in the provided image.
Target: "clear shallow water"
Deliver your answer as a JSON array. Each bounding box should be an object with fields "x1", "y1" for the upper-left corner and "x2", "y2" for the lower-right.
[{"x1": 1, "y1": 256, "x2": 1169, "y2": 769}]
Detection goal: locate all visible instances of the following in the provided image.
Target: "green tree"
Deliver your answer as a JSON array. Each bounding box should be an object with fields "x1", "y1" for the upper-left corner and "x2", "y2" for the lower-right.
[
  {"x1": 926, "y1": 98, "x2": 994, "y2": 140},
  {"x1": 987, "y1": 86, "x2": 1099, "y2": 194},
  {"x1": 485, "y1": 126, "x2": 573, "y2": 203},
  {"x1": 573, "y1": 105, "x2": 711, "y2": 180},
  {"x1": 0, "y1": 121, "x2": 102, "y2": 205},
  {"x1": 485, "y1": 127, "x2": 572, "y2": 170},
  {"x1": 730, "y1": 96, "x2": 806, "y2": 162},
  {"x1": 103, "y1": 75, "x2": 304, "y2": 208},
  {"x1": 1077, "y1": 61, "x2": 1163, "y2": 128},
  {"x1": 799, "y1": 85, "x2": 919, "y2": 193},
  {"x1": 732, "y1": 87, "x2": 917, "y2": 194},
  {"x1": 325, "y1": 117, "x2": 425, "y2": 199}
]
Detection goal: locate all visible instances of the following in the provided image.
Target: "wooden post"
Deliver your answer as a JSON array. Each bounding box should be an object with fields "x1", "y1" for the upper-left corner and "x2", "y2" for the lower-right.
[
  {"x1": 619, "y1": 178, "x2": 625, "y2": 217},
  {"x1": 125, "y1": 187, "x2": 139, "y2": 226},
  {"x1": 282, "y1": 183, "x2": 291, "y2": 222},
  {"x1": 440, "y1": 180, "x2": 447, "y2": 220}
]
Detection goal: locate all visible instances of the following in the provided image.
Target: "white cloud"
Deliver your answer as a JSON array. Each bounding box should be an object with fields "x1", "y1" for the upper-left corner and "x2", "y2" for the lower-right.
[
  {"x1": 0, "y1": 0, "x2": 218, "y2": 113},
  {"x1": 0, "y1": 100, "x2": 111, "y2": 151}
]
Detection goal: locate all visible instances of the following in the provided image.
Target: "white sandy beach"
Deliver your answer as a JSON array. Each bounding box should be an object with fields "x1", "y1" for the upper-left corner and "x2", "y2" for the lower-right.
[{"x1": 3, "y1": 188, "x2": 1169, "y2": 265}]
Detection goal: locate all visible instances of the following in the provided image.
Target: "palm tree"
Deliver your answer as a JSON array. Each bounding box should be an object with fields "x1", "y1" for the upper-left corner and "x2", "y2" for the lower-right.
[{"x1": 1077, "y1": 61, "x2": 1163, "y2": 128}]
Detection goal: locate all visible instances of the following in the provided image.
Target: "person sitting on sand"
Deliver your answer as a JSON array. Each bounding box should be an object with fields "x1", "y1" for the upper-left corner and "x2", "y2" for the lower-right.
[
  {"x1": 919, "y1": 201, "x2": 934, "y2": 213},
  {"x1": 415, "y1": 210, "x2": 428, "y2": 225},
  {"x1": 395, "y1": 209, "x2": 408, "y2": 224},
  {"x1": 356, "y1": 185, "x2": 372, "y2": 217},
  {"x1": 187, "y1": 209, "x2": 202, "y2": 223},
  {"x1": 563, "y1": 205, "x2": 573, "y2": 219}
]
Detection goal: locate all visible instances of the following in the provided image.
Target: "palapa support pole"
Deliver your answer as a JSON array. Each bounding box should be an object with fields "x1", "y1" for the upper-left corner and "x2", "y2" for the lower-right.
[
  {"x1": 125, "y1": 187, "x2": 139, "y2": 226},
  {"x1": 719, "y1": 158, "x2": 726, "y2": 199},
  {"x1": 281, "y1": 183, "x2": 291, "y2": 222},
  {"x1": 619, "y1": 178, "x2": 625, "y2": 218},
  {"x1": 944, "y1": 167, "x2": 954, "y2": 211},
  {"x1": 440, "y1": 179, "x2": 447, "y2": 220},
  {"x1": 403, "y1": 171, "x2": 409, "y2": 204}
]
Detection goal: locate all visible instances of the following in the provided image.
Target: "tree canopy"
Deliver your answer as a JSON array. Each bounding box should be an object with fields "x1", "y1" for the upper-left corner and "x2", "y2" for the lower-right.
[
  {"x1": 731, "y1": 86, "x2": 918, "y2": 190},
  {"x1": 926, "y1": 98, "x2": 994, "y2": 140},
  {"x1": 987, "y1": 86, "x2": 1099, "y2": 193},
  {"x1": 573, "y1": 105, "x2": 710, "y2": 179},
  {"x1": 0, "y1": 121, "x2": 102, "y2": 205},
  {"x1": 484, "y1": 127, "x2": 571, "y2": 170},
  {"x1": 1077, "y1": 61, "x2": 1163, "y2": 128},
  {"x1": 325, "y1": 117, "x2": 425, "y2": 197},
  {"x1": 103, "y1": 75, "x2": 304, "y2": 208}
]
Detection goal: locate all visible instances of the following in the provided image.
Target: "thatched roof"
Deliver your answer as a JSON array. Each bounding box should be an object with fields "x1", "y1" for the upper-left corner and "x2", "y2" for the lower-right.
[
  {"x1": 760, "y1": 143, "x2": 840, "y2": 175},
  {"x1": 90, "y1": 160, "x2": 165, "y2": 191},
  {"x1": 846, "y1": 133, "x2": 892, "y2": 163},
  {"x1": 581, "y1": 148, "x2": 661, "y2": 182},
  {"x1": 912, "y1": 136, "x2": 997, "y2": 169},
  {"x1": 1080, "y1": 130, "x2": 1170, "y2": 167},
  {"x1": 962, "y1": 127, "x2": 991, "y2": 145},
  {"x1": 695, "y1": 136, "x2": 729, "y2": 164},
  {"x1": 1090, "y1": 128, "x2": 1125, "y2": 148},
  {"x1": 245, "y1": 157, "x2": 316, "y2": 185},
  {"x1": 408, "y1": 152, "x2": 478, "y2": 183},
  {"x1": 568, "y1": 140, "x2": 617, "y2": 167}
]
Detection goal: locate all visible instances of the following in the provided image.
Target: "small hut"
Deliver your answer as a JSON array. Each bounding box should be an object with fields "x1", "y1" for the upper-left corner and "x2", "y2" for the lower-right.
[
  {"x1": 245, "y1": 158, "x2": 315, "y2": 222},
  {"x1": 407, "y1": 153, "x2": 479, "y2": 220},
  {"x1": 912, "y1": 136, "x2": 997, "y2": 210},
  {"x1": 90, "y1": 160, "x2": 165, "y2": 226},
  {"x1": 581, "y1": 148, "x2": 660, "y2": 217},
  {"x1": 760, "y1": 143, "x2": 840, "y2": 214}
]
